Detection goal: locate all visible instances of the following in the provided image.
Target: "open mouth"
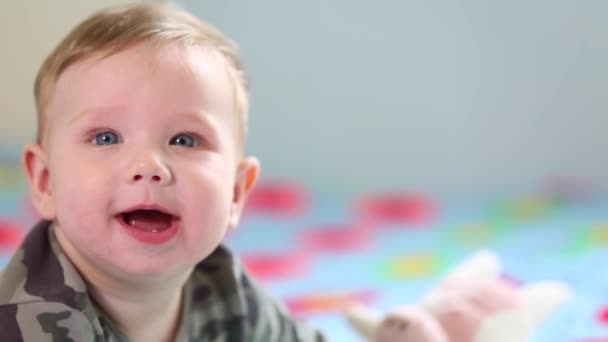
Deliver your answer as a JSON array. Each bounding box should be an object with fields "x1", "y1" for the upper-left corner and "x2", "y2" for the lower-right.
[{"x1": 120, "y1": 209, "x2": 177, "y2": 233}]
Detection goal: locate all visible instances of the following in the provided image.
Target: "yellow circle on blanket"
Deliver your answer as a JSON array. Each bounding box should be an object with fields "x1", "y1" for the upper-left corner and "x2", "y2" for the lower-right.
[
  {"x1": 387, "y1": 253, "x2": 436, "y2": 279},
  {"x1": 561, "y1": 223, "x2": 608, "y2": 258},
  {"x1": 456, "y1": 222, "x2": 497, "y2": 246},
  {"x1": 589, "y1": 224, "x2": 608, "y2": 247},
  {"x1": 503, "y1": 194, "x2": 556, "y2": 221}
]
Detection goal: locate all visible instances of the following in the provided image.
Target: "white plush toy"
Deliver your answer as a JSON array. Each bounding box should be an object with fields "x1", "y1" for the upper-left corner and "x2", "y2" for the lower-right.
[{"x1": 345, "y1": 250, "x2": 572, "y2": 342}]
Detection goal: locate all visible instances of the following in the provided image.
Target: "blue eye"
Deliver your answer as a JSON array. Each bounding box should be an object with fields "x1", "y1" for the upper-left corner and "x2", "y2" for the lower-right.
[
  {"x1": 93, "y1": 131, "x2": 120, "y2": 145},
  {"x1": 170, "y1": 133, "x2": 199, "y2": 147}
]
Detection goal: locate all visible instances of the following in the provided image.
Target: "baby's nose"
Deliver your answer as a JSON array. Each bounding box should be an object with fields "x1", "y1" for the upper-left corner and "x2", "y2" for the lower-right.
[
  {"x1": 132, "y1": 173, "x2": 162, "y2": 182},
  {"x1": 126, "y1": 156, "x2": 172, "y2": 185}
]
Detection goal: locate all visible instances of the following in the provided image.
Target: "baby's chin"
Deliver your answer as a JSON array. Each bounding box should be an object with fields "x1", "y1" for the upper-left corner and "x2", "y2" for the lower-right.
[
  {"x1": 59, "y1": 229, "x2": 192, "y2": 281},
  {"x1": 89, "y1": 249, "x2": 196, "y2": 284}
]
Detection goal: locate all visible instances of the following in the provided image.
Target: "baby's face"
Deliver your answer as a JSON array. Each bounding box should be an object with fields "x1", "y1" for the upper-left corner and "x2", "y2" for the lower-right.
[{"x1": 34, "y1": 43, "x2": 256, "y2": 278}]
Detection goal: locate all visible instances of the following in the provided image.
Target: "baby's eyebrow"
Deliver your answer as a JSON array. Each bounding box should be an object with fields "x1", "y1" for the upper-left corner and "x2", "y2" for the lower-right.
[
  {"x1": 68, "y1": 106, "x2": 124, "y2": 124},
  {"x1": 68, "y1": 107, "x2": 222, "y2": 133},
  {"x1": 172, "y1": 111, "x2": 225, "y2": 143},
  {"x1": 175, "y1": 110, "x2": 219, "y2": 127}
]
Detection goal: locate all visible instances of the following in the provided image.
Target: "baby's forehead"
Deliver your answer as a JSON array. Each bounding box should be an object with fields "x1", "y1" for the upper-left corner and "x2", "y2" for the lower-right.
[
  {"x1": 49, "y1": 43, "x2": 237, "y2": 125},
  {"x1": 65, "y1": 44, "x2": 232, "y2": 98}
]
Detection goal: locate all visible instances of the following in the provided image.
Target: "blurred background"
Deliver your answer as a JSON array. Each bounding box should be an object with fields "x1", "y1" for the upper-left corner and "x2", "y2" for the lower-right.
[{"x1": 1, "y1": 1, "x2": 607, "y2": 341}]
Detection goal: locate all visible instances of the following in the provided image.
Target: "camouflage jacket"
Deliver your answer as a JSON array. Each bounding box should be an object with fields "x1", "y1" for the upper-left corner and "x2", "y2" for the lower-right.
[{"x1": 0, "y1": 220, "x2": 325, "y2": 341}]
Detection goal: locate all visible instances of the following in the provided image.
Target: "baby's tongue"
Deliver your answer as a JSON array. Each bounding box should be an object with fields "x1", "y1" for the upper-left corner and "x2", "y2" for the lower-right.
[{"x1": 124, "y1": 210, "x2": 172, "y2": 232}]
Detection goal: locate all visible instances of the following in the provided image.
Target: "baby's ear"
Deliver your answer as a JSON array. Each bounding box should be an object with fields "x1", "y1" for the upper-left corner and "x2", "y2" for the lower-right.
[
  {"x1": 228, "y1": 156, "x2": 260, "y2": 229},
  {"x1": 23, "y1": 143, "x2": 55, "y2": 219}
]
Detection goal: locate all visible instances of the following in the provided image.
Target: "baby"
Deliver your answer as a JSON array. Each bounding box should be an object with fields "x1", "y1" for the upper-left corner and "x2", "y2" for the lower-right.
[{"x1": 0, "y1": 3, "x2": 323, "y2": 341}]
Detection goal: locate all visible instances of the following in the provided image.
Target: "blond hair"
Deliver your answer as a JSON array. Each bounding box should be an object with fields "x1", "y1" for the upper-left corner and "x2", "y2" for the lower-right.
[{"x1": 34, "y1": 2, "x2": 249, "y2": 146}]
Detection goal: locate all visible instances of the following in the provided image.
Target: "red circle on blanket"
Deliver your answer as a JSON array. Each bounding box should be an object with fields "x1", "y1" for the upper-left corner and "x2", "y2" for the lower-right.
[
  {"x1": 245, "y1": 181, "x2": 309, "y2": 216},
  {"x1": 300, "y1": 222, "x2": 372, "y2": 252},
  {"x1": 597, "y1": 305, "x2": 608, "y2": 325},
  {"x1": 355, "y1": 193, "x2": 436, "y2": 224},
  {"x1": 0, "y1": 220, "x2": 26, "y2": 250},
  {"x1": 285, "y1": 289, "x2": 377, "y2": 315},
  {"x1": 242, "y1": 250, "x2": 310, "y2": 280}
]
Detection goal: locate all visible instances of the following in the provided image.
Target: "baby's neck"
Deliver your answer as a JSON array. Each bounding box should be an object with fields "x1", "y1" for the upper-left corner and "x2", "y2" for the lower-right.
[{"x1": 89, "y1": 279, "x2": 186, "y2": 342}]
